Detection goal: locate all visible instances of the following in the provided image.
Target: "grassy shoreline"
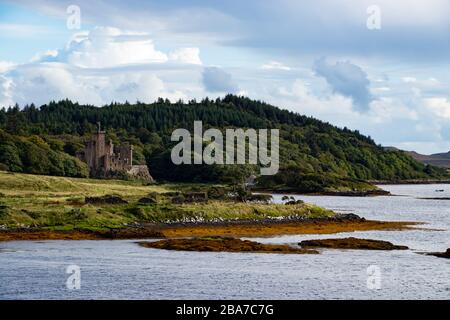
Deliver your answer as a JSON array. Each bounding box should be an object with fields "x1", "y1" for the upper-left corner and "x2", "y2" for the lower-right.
[{"x1": 0, "y1": 171, "x2": 331, "y2": 230}]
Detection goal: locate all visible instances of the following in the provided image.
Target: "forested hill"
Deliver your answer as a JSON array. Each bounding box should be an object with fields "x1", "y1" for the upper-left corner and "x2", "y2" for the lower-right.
[{"x1": 0, "y1": 95, "x2": 447, "y2": 192}]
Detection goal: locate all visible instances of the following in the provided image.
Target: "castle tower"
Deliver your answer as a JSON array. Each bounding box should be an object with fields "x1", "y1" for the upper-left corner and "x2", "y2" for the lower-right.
[{"x1": 77, "y1": 123, "x2": 153, "y2": 181}]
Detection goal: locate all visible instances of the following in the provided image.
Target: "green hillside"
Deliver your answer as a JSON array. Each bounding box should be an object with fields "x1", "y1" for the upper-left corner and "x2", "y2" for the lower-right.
[{"x1": 0, "y1": 95, "x2": 447, "y2": 192}]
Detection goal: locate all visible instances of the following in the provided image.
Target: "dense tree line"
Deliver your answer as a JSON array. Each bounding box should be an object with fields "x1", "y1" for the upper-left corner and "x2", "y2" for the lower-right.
[
  {"x1": 0, "y1": 129, "x2": 88, "y2": 177},
  {"x1": 0, "y1": 95, "x2": 447, "y2": 187}
]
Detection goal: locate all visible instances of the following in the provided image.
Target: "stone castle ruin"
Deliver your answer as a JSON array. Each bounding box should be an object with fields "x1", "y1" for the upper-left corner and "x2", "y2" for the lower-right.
[{"x1": 76, "y1": 124, "x2": 153, "y2": 182}]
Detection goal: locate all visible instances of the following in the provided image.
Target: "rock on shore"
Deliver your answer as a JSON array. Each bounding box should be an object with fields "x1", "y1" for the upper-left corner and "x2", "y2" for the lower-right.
[
  {"x1": 425, "y1": 248, "x2": 450, "y2": 259},
  {"x1": 299, "y1": 237, "x2": 409, "y2": 250}
]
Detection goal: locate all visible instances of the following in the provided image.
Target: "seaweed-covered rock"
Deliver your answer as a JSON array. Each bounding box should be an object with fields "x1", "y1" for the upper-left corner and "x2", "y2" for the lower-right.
[
  {"x1": 98, "y1": 227, "x2": 164, "y2": 239},
  {"x1": 333, "y1": 213, "x2": 363, "y2": 221},
  {"x1": 140, "y1": 237, "x2": 318, "y2": 254},
  {"x1": 299, "y1": 237, "x2": 408, "y2": 250},
  {"x1": 426, "y1": 248, "x2": 450, "y2": 259}
]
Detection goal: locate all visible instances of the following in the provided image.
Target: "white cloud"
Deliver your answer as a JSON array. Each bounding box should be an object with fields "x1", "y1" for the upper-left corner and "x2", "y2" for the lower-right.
[
  {"x1": 372, "y1": 87, "x2": 391, "y2": 93},
  {"x1": 0, "y1": 26, "x2": 204, "y2": 106},
  {"x1": 2, "y1": 61, "x2": 193, "y2": 107},
  {"x1": 261, "y1": 61, "x2": 291, "y2": 71},
  {"x1": 169, "y1": 48, "x2": 202, "y2": 65},
  {"x1": 107, "y1": 72, "x2": 188, "y2": 103},
  {"x1": 424, "y1": 97, "x2": 450, "y2": 119},
  {"x1": 402, "y1": 77, "x2": 417, "y2": 83},
  {"x1": 401, "y1": 77, "x2": 443, "y2": 92},
  {"x1": 269, "y1": 79, "x2": 354, "y2": 117},
  {"x1": 369, "y1": 97, "x2": 419, "y2": 123},
  {"x1": 0, "y1": 75, "x2": 14, "y2": 107},
  {"x1": 30, "y1": 50, "x2": 58, "y2": 63},
  {"x1": 61, "y1": 27, "x2": 169, "y2": 68},
  {"x1": 7, "y1": 63, "x2": 104, "y2": 106},
  {"x1": 0, "y1": 61, "x2": 16, "y2": 73}
]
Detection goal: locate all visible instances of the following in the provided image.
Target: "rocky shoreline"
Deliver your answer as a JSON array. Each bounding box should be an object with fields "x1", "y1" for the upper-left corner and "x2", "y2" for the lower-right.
[
  {"x1": 317, "y1": 190, "x2": 391, "y2": 197},
  {"x1": 257, "y1": 189, "x2": 391, "y2": 197},
  {"x1": 0, "y1": 213, "x2": 420, "y2": 241},
  {"x1": 372, "y1": 179, "x2": 450, "y2": 185}
]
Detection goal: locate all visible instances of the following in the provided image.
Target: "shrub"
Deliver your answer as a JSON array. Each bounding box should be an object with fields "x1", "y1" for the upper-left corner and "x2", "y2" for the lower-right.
[
  {"x1": 0, "y1": 204, "x2": 8, "y2": 219},
  {"x1": 125, "y1": 206, "x2": 146, "y2": 219}
]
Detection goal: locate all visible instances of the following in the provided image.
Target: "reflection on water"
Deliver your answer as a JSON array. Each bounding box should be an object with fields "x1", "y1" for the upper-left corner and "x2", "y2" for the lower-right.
[{"x1": 0, "y1": 184, "x2": 449, "y2": 299}]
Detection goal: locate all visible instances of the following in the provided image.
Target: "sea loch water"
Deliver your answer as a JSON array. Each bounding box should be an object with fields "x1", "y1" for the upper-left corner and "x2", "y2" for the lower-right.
[{"x1": 0, "y1": 184, "x2": 449, "y2": 299}]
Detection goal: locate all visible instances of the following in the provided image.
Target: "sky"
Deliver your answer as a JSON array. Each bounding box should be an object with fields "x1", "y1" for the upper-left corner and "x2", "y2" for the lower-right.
[{"x1": 1, "y1": 0, "x2": 450, "y2": 154}]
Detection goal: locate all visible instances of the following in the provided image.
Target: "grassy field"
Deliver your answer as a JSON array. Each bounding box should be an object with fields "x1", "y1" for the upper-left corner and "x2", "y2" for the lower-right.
[{"x1": 0, "y1": 171, "x2": 334, "y2": 231}]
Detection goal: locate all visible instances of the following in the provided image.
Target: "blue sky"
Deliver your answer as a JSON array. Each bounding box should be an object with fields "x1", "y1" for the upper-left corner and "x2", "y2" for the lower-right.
[{"x1": 1, "y1": 0, "x2": 450, "y2": 154}]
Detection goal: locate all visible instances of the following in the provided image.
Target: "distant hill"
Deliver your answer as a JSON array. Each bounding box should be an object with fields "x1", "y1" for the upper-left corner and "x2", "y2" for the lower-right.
[
  {"x1": 0, "y1": 95, "x2": 448, "y2": 192},
  {"x1": 406, "y1": 150, "x2": 450, "y2": 168}
]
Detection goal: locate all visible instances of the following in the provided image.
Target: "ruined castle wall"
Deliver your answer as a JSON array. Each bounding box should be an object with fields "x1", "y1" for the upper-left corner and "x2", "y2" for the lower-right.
[
  {"x1": 119, "y1": 144, "x2": 133, "y2": 170},
  {"x1": 84, "y1": 141, "x2": 96, "y2": 170},
  {"x1": 94, "y1": 132, "x2": 106, "y2": 170}
]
